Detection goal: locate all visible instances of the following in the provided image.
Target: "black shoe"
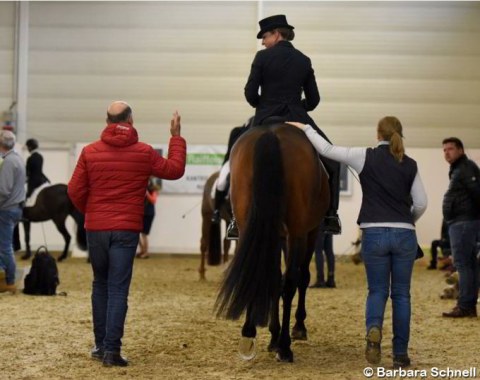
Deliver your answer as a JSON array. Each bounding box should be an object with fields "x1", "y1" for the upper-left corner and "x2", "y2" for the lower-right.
[
  {"x1": 102, "y1": 352, "x2": 128, "y2": 367},
  {"x1": 226, "y1": 219, "x2": 239, "y2": 240},
  {"x1": 393, "y1": 354, "x2": 411, "y2": 369},
  {"x1": 365, "y1": 326, "x2": 382, "y2": 365},
  {"x1": 324, "y1": 215, "x2": 341, "y2": 235},
  {"x1": 91, "y1": 346, "x2": 104, "y2": 361},
  {"x1": 211, "y1": 209, "x2": 220, "y2": 224},
  {"x1": 427, "y1": 263, "x2": 437, "y2": 270},
  {"x1": 309, "y1": 281, "x2": 327, "y2": 288},
  {"x1": 325, "y1": 277, "x2": 336, "y2": 288}
]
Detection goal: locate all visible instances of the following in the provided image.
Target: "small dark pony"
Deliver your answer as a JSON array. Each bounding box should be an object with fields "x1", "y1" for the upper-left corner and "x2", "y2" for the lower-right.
[
  {"x1": 199, "y1": 171, "x2": 236, "y2": 280},
  {"x1": 21, "y1": 184, "x2": 87, "y2": 262},
  {"x1": 215, "y1": 123, "x2": 330, "y2": 362}
]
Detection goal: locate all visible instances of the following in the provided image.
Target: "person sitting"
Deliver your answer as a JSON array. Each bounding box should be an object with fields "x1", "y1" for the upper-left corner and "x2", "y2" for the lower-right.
[
  {"x1": 244, "y1": 15, "x2": 341, "y2": 234},
  {"x1": 25, "y1": 138, "x2": 50, "y2": 201}
]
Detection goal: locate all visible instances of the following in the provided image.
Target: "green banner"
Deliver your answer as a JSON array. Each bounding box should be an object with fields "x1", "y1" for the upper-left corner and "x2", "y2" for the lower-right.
[{"x1": 187, "y1": 153, "x2": 224, "y2": 165}]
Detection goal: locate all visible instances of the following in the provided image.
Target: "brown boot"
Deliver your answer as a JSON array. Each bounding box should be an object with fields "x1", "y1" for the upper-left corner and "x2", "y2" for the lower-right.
[
  {"x1": 442, "y1": 305, "x2": 477, "y2": 318},
  {"x1": 0, "y1": 284, "x2": 17, "y2": 294}
]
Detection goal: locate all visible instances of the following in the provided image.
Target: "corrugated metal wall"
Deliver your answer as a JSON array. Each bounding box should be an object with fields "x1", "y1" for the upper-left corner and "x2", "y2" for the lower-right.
[
  {"x1": 0, "y1": 2, "x2": 15, "y2": 116},
  {"x1": 11, "y1": 1, "x2": 480, "y2": 147}
]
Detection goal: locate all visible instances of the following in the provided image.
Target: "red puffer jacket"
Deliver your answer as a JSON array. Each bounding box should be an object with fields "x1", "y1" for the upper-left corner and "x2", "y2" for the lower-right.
[{"x1": 68, "y1": 123, "x2": 186, "y2": 231}]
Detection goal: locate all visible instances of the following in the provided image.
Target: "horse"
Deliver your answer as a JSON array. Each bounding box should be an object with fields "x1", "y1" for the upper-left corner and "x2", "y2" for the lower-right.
[
  {"x1": 21, "y1": 184, "x2": 87, "y2": 262},
  {"x1": 215, "y1": 123, "x2": 330, "y2": 362},
  {"x1": 199, "y1": 171, "x2": 236, "y2": 280}
]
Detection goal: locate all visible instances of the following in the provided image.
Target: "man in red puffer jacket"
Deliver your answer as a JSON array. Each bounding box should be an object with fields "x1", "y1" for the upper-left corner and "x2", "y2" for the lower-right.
[{"x1": 68, "y1": 101, "x2": 186, "y2": 367}]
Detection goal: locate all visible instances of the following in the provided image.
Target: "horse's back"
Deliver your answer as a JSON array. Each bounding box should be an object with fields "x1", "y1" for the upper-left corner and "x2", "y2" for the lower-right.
[{"x1": 230, "y1": 124, "x2": 329, "y2": 235}]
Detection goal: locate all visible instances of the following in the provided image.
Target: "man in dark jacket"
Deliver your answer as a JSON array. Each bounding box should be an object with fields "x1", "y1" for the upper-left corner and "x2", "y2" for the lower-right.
[
  {"x1": 244, "y1": 14, "x2": 341, "y2": 234},
  {"x1": 68, "y1": 101, "x2": 186, "y2": 366},
  {"x1": 441, "y1": 137, "x2": 480, "y2": 318}
]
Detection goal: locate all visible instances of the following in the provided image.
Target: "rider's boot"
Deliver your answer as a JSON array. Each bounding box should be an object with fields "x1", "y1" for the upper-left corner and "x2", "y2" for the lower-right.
[
  {"x1": 211, "y1": 188, "x2": 228, "y2": 224},
  {"x1": 322, "y1": 157, "x2": 342, "y2": 235}
]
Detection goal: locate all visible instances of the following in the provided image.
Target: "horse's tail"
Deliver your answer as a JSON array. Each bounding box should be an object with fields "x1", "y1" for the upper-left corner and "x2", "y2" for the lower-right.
[
  {"x1": 71, "y1": 208, "x2": 87, "y2": 250},
  {"x1": 215, "y1": 130, "x2": 284, "y2": 327},
  {"x1": 208, "y1": 218, "x2": 222, "y2": 266}
]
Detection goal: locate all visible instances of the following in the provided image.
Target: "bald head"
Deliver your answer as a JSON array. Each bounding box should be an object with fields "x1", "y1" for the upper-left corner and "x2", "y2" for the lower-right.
[{"x1": 106, "y1": 101, "x2": 133, "y2": 124}]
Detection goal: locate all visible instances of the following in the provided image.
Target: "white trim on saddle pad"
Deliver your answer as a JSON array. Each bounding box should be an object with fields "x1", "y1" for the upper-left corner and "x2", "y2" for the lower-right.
[{"x1": 25, "y1": 182, "x2": 51, "y2": 207}]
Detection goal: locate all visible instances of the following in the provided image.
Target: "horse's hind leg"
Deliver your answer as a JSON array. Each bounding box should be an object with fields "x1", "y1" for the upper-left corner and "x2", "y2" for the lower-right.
[
  {"x1": 268, "y1": 268, "x2": 282, "y2": 352},
  {"x1": 222, "y1": 235, "x2": 231, "y2": 263},
  {"x1": 53, "y1": 217, "x2": 71, "y2": 262},
  {"x1": 292, "y1": 232, "x2": 317, "y2": 341},
  {"x1": 291, "y1": 262, "x2": 310, "y2": 341},
  {"x1": 239, "y1": 307, "x2": 257, "y2": 361},
  {"x1": 277, "y1": 238, "x2": 305, "y2": 362},
  {"x1": 21, "y1": 221, "x2": 32, "y2": 260}
]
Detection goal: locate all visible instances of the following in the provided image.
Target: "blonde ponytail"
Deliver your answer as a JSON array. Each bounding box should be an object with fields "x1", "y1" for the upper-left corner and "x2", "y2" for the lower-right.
[{"x1": 377, "y1": 116, "x2": 405, "y2": 162}]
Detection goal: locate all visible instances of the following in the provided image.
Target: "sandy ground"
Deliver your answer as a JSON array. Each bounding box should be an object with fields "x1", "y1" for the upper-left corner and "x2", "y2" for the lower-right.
[{"x1": 1, "y1": 253, "x2": 478, "y2": 380}]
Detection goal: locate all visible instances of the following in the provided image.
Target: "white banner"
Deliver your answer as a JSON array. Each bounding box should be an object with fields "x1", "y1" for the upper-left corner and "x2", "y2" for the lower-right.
[
  {"x1": 160, "y1": 144, "x2": 226, "y2": 194},
  {"x1": 75, "y1": 143, "x2": 226, "y2": 194}
]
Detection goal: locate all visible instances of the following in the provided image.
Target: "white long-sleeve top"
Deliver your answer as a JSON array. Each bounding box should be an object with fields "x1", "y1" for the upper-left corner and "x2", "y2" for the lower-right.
[{"x1": 303, "y1": 125, "x2": 428, "y2": 229}]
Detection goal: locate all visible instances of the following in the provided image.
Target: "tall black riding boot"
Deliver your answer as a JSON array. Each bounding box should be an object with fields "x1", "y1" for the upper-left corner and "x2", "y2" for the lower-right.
[
  {"x1": 322, "y1": 157, "x2": 342, "y2": 235},
  {"x1": 211, "y1": 188, "x2": 228, "y2": 224}
]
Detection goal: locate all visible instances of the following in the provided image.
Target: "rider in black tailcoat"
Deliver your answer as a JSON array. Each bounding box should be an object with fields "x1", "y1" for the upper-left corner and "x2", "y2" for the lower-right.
[{"x1": 243, "y1": 14, "x2": 341, "y2": 234}]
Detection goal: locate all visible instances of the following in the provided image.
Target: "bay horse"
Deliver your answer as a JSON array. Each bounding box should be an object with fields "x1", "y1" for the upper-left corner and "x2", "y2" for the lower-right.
[
  {"x1": 21, "y1": 184, "x2": 87, "y2": 262},
  {"x1": 215, "y1": 123, "x2": 330, "y2": 362},
  {"x1": 199, "y1": 171, "x2": 236, "y2": 280}
]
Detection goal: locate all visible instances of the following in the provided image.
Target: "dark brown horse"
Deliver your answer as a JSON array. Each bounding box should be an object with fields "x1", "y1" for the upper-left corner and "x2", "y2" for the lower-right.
[
  {"x1": 199, "y1": 171, "x2": 236, "y2": 280},
  {"x1": 215, "y1": 123, "x2": 330, "y2": 362},
  {"x1": 21, "y1": 184, "x2": 87, "y2": 262}
]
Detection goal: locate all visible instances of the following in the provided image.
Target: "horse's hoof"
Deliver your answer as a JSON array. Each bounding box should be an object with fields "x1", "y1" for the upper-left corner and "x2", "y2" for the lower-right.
[
  {"x1": 238, "y1": 337, "x2": 256, "y2": 361},
  {"x1": 275, "y1": 349, "x2": 294, "y2": 363},
  {"x1": 291, "y1": 326, "x2": 308, "y2": 341},
  {"x1": 267, "y1": 340, "x2": 279, "y2": 352}
]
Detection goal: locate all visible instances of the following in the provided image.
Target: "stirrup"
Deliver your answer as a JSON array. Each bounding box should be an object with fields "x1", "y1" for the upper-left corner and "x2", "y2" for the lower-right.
[
  {"x1": 226, "y1": 218, "x2": 239, "y2": 240},
  {"x1": 324, "y1": 215, "x2": 342, "y2": 235}
]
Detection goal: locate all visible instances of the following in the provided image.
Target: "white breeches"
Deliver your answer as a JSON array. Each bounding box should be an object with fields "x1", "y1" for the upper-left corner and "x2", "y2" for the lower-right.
[{"x1": 216, "y1": 161, "x2": 230, "y2": 191}]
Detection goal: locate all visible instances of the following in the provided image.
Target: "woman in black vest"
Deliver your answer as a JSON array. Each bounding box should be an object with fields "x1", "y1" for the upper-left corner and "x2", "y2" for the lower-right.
[
  {"x1": 244, "y1": 14, "x2": 341, "y2": 234},
  {"x1": 289, "y1": 116, "x2": 428, "y2": 369}
]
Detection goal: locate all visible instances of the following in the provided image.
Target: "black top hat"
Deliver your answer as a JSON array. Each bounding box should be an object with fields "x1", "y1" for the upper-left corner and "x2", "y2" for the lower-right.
[{"x1": 257, "y1": 14, "x2": 294, "y2": 39}]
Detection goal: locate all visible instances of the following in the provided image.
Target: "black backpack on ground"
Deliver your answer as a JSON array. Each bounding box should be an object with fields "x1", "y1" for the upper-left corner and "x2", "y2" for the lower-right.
[{"x1": 23, "y1": 246, "x2": 60, "y2": 296}]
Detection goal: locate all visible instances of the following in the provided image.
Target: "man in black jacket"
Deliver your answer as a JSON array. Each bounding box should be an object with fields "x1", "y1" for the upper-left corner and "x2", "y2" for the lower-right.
[
  {"x1": 244, "y1": 14, "x2": 341, "y2": 234},
  {"x1": 441, "y1": 137, "x2": 480, "y2": 318}
]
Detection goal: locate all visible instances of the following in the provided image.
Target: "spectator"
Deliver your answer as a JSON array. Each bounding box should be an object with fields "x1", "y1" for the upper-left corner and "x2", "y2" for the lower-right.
[{"x1": 68, "y1": 101, "x2": 186, "y2": 367}]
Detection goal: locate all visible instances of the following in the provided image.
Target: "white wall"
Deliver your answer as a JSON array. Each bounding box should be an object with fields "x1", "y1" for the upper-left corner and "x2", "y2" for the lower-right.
[{"x1": 21, "y1": 147, "x2": 480, "y2": 256}]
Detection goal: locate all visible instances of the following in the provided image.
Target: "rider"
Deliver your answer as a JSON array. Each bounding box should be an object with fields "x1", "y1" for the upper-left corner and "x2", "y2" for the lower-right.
[
  {"x1": 210, "y1": 117, "x2": 252, "y2": 231},
  {"x1": 25, "y1": 138, "x2": 50, "y2": 201},
  {"x1": 243, "y1": 14, "x2": 342, "y2": 235}
]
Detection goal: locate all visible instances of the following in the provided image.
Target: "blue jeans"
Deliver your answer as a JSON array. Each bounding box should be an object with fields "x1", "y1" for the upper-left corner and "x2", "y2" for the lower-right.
[
  {"x1": 87, "y1": 231, "x2": 139, "y2": 353},
  {"x1": 362, "y1": 227, "x2": 417, "y2": 356},
  {"x1": 0, "y1": 207, "x2": 23, "y2": 285},
  {"x1": 448, "y1": 220, "x2": 480, "y2": 310}
]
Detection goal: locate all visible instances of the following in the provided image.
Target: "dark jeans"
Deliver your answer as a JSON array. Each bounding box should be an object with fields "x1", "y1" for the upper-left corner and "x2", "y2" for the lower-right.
[
  {"x1": 87, "y1": 230, "x2": 139, "y2": 353},
  {"x1": 314, "y1": 230, "x2": 335, "y2": 282},
  {"x1": 448, "y1": 220, "x2": 480, "y2": 310}
]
